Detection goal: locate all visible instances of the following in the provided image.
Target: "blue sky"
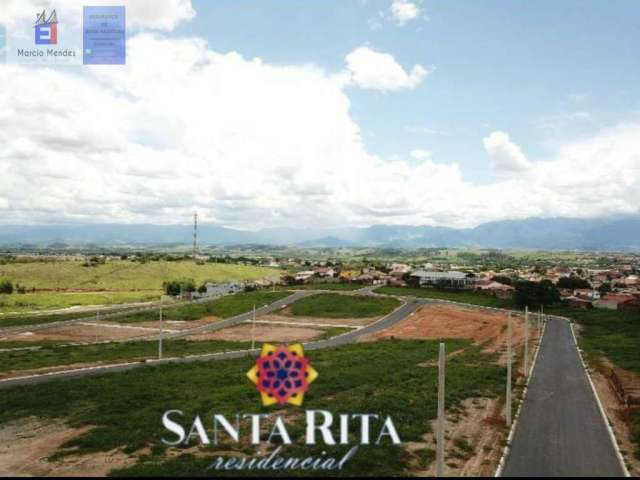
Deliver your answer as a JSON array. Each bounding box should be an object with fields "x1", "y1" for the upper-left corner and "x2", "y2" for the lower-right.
[
  {"x1": 1, "y1": 0, "x2": 639, "y2": 228},
  {"x1": 179, "y1": 0, "x2": 640, "y2": 184}
]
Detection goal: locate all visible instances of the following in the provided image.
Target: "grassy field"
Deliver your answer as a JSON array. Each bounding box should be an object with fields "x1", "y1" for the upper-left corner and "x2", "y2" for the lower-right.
[
  {"x1": 116, "y1": 291, "x2": 292, "y2": 324},
  {"x1": 0, "y1": 291, "x2": 162, "y2": 315},
  {"x1": 0, "y1": 291, "x2": 292, "y2": 329},
  {"x1": 375, "y1": 286, "x2": 515, "y2": 309},
  {"x1": 289, "y1": 294, "x2": 400, "y2": 319},
  {"x1": 0, "y1": 339, "x2": 250, "y2": 374},
  {"x1": 0, "y1": 339, "x2": 505, "y2": 476},
  {"x1": 0, "y1": 260, "x2": 279, "y2": 292}
]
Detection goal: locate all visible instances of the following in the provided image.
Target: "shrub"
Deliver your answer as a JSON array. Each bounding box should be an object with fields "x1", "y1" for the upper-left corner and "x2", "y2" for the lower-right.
[
  {"x1": 0, "y1": 280, "x2": 14, "y2": 295},
  {"x1": 163, "y1": 279, "x2": 196, "y2": 297}
]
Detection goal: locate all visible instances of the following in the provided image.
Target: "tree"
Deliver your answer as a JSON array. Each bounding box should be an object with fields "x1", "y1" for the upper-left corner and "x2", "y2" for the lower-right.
[
  {"x1": 557, "y1": 276, "x2": 591, "y2": 290},
  {"x1": 163, "y1": 279, "x2": 196, "y2": 297},
  {"x1": 0, "y1": 280, "x2": 13, "y2": 294},
  {"x1": 514, "y1": 280, "x2": 560, "y2": 309},
  {"x1": 597, "y1": 283, "x2": 612, "y2": 294},
  {"x1": 492, "y1": 275, "x2": 513, "y2": 286},
  {"x1": 403, "y1": 273, "x2": 419, "y2": 288}
]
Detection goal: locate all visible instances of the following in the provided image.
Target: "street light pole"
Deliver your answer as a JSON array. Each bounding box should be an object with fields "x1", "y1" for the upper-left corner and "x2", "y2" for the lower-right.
[
  {"x1": 251, "y1": 304, "x2": 256, "y2": 351},
  {"x1": 524, "y1": 306, "x2": 529, "y2": 377},
  {"x1": 436, "y1": 342, "x2": 446, "y2": 477},
  {"x1": 159, "y1": 296, "x2": 164, "y2": 360},
  {"x1": 506, "y1": 312, "x2": 512, "y2": 427}
]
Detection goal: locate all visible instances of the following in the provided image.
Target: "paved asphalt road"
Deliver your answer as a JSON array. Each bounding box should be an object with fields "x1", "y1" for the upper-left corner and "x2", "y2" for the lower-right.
[
  {"x1": 502, "y1": 317, "x2": 625, "y2": 477},
  {"x1": 0, "y1": 298, "x2": 422, "y2": 389}
]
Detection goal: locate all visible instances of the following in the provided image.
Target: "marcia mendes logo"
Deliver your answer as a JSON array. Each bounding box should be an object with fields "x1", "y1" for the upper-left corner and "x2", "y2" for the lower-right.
[
  {"x1": 34, "y1": 10, "x2": 58, "y2": 45},
  {"x1": 247, "y1": 343, "x2": 318, "y2": 406}
]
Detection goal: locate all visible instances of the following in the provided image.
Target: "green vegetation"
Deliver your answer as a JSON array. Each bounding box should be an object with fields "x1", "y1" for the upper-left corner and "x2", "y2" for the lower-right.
[
  {"x1": 315, "y1": 326, "x2": 355, "y2": 340},
  {"x1": 0, "y1": 339, "x2": 250, "y2": 374},
  {"x1": 550, "y1": 307, "x2": 640, "y2": 376},
  {"x1": 375, "y1": 286, "x2": 515, "y2": 309},
  {"x1": 0, "y1": 339, "x2": 504, "y2": 476},
  {"x1": 163, "y1": 279, "x2": 196, "y2": 296},
  {"x1": 548, "y1": 306, "x2": 640, "y2": 461},
  {"x1": 0, "y1": 279, "x2": 13, "y2": 294},
  {"x1": 289, "y1": 294, "x2": 400, "y2": 319},
  {"x1": 116, "y1": 291, "x2": 292, "y2": 324},
  {"x1": 0, "y1": 291, "x2": 161, "y2": 316},
  {"x1": 0, "y1": 260, "x2": 279, "y2": 292},
  {"x1": 0, "y1": 291, "x2": 291, "y2": 329},
  {"x1": 513, "y1": 280, "x2": 560, "y2": 309},
  {"x1": 0, "y1": 340, "x2": 68, "y2": 349}
]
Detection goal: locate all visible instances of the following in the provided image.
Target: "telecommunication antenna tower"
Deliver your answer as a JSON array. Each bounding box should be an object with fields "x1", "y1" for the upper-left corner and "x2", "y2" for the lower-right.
[{"x1": 192, "y1": 212, "x2": 198, "y2": 259}]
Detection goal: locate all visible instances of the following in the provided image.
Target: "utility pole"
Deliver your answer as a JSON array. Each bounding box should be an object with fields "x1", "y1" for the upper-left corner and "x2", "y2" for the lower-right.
[
  {"x1": 251, "y1": 304, "x2": 256, "y2": 351},
  {"x1": 506, "y1": 313, "x2": 512, "y2": 427},
  {"x1": 539, "y1": 306, "x2": 542, "y2": 332},
  {"x1": 193, "y1": 211, "x2": 198, "y2": 260},
  {"x1": 524, "y1": 307, "x2": 529, "y2": 377},
  {"x1": 436, "y1": 342, "x2": 446, "y2": 477},
  {"x1": 159, "y1": 296, "x2": 164, "y2": 360}
]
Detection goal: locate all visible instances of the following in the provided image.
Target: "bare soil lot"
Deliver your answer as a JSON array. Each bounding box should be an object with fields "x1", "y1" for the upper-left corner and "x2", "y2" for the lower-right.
[
  {"x1": 364, "y1": 302, "x2": 542, "y2": 476},
  {"x1": 263, "y1": 311, "x2": 377, "y2": 327},
  {"x1": 590, "y1": 358, "x2": 640, "y2": 476},
  {"x1": 187, "y1": 322, "x2": 326, "y2": 343},
  {"x1": 363, "y1": 303, "x2": 539, "y2": 365},
  {"x1": 0, "y1": 317, "x2": 222, "y2": 345},
  {"x1": 408, "y1": 397, "x2": 507, "y2": 477},
  {"x1": 0, "y1": 418, "x2": 137, "y2": 477}
]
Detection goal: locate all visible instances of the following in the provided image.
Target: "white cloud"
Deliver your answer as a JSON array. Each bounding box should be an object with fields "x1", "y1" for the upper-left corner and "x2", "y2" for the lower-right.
[
  {"x1": 410, "y1": 149, "x2": 432, "y2": 160},
  {"x1": 390, "y1": 0, "x2": 420, "y2": 26},
  {"x1": 483, "y1": 131, "x2": 532, "y2": 173},
  {"x1": 0, "y1": 33, "x2": 639, "y2": 230},
  {"x1": 0, "y1": 0, "x2": 195, "y2": 30},
  {"x1": 344, "y1": 46, "x2": 429, "y2": 92}
]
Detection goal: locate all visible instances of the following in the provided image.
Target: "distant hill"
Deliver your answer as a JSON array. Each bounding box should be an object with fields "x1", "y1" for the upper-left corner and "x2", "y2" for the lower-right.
[{"x1": 1, "y1": 217, "x2": 639, "y2": 251}]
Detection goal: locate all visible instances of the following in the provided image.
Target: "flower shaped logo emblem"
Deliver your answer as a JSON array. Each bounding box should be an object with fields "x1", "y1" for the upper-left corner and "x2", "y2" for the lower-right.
[{"x1": 247, "y1": 343, "x2": 318, "y2": 406}]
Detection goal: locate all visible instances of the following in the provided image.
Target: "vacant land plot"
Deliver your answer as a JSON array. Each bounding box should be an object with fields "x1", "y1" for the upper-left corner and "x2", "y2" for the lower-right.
[
  {"x1": 187, "y1": 323, "x2": 346, "y2": 343},
  {"x1": 0, "y1": 339, "x2": 504, "y2": 476},
  {"x1": 375, "y1": 286, "x2": 514, "y2": 309},
  {"x1": 289, "y1": 293, "x2": 400, "y2": 318},
  {"x1": 261, "y1": 312, "x2": 378, "y2": 328},
  {"x1": 114, "y1": 290, "x2": 291, "y2": 324},
  {"x1": 0, "y1": 339, "x2": 249, "y2": 378},
  {"x1": 0, "y1": 301, "x2": 166, "y2": 329},
  {"x1": 0, "y1": 322, "x2": 157, "y2": 344},
  {"x1": 0, "y1": 291, "x2": 161, "y2": 316},
  {"x1": 0, "y1": 260, "x2": 279, "y2": 292},
  {"x1": 0, "y1": 291, "x2": 291, "y2": 331},
  {"x1": 364, "y1": 303, "x2": 537, "y2": 363}
]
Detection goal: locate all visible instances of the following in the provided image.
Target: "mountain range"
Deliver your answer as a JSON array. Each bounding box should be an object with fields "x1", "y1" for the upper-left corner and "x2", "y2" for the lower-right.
[{"x1": 1, "y1": 217, "x2": 639, "y2": 251}]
